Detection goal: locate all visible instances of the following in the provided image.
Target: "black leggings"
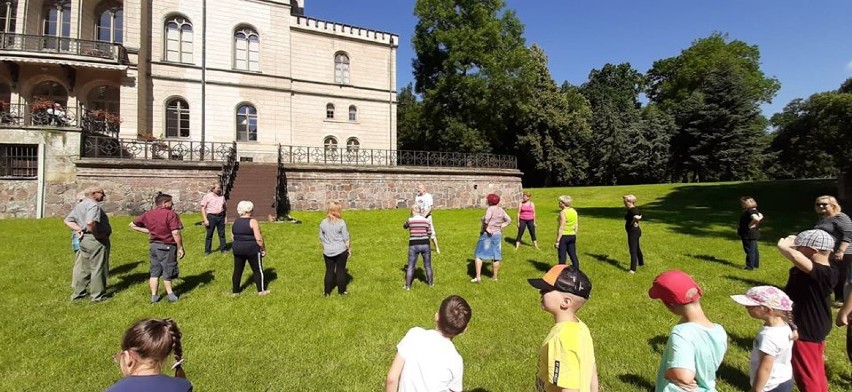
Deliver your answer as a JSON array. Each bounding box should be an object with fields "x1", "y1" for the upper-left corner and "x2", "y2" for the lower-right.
[
  {"x1": 558, "y1": 235, "x2": 579, "y2": 269},
  {"x1": 628, "y1": 229, "x2": 644, "y2": 271},
  {"x1": 516, "y1": 219, "x2": 537, "y2": 243},
  {"x1": 323, "y1": 252, "x2": 349, "y2": 295},
  {"x1": 232, "y1": 252, "x2": 265, "y2": 293},
  {"x1": 833, "y1": 254, "x2": 852, "y2": 301}
]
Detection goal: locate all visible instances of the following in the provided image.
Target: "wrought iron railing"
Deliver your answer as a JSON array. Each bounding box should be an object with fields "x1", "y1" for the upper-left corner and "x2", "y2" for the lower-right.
[
  {"x1": 219, "y1": 142, "x2": 238, "y2": 199},
  {"x1": 278, "y1": 145, "x2": 518, "y2": 169},
  {"x1": 80, "y1": 110, "x2": 120, "y2": 138},
  {"x1": 0, "y1": 102, "x2": 79, "y2": 127},
  {"x1": 0, "y1": 33, "x2": 127, "y2": 63},
  {"x1": 82, "y1": 135, "x2": 234, "y2": 162}
]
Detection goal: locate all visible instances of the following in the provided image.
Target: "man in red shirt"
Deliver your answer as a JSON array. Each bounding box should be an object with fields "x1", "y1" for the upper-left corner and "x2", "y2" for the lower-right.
[{"x1": 130, "y1": 193, "x2": 185, "y2": 303}]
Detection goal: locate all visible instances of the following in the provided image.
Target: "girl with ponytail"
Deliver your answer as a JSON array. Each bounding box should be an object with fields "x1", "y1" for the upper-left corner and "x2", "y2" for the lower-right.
[{"x1": 106, "y1": 318, "x2": 192, "y2": 392}]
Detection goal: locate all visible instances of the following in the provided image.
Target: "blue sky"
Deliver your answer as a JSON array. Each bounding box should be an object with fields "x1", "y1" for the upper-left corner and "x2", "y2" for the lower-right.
[{"x1": 306, "y1": 0, "x2": 852, "y2": 117}]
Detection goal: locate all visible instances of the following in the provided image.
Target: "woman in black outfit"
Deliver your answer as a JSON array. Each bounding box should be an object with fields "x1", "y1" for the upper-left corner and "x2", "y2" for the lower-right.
[
  {"x1": 623, "y1": 195, "x2": 644, "y2": 273},
  {"x1": 231, "y1": 200, "x2": 269, "y2": 296},
  {"x1": 738, "y1": 196, "x2": 763, "y2": 270}
]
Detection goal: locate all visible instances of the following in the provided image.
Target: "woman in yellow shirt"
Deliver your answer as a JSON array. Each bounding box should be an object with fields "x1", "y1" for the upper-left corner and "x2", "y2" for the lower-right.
[{"x1": 555, "y1": 195, "x2": 580, "y2": 269}]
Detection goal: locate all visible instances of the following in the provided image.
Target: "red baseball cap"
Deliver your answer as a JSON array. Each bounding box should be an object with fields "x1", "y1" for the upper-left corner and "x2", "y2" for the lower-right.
[{"x1": 648, "y1": 270, "x2": 703, "y2": 305}]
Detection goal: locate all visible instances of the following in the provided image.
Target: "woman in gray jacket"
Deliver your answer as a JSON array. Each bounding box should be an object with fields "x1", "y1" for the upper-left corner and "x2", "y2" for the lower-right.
[{"x1": 319, "y1": 201, "x2": 351, "y2": 296}]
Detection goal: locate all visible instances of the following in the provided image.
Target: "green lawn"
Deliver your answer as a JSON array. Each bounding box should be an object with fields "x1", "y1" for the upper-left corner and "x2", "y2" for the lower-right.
[{"x1": 1, "y1": 179, "x2": 849, "y2": 391}]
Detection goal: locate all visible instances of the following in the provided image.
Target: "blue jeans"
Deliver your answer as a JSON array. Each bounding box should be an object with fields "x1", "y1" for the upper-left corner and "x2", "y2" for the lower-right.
[
  {"x1": 406, "y1": 244, "x2": 433, "y2": 286},
  {"x1": 205, "y1": 213, "x2": 226, "y2": 253},
  {"x1": 742, "y1": 238, "x2": 759, "y2": 269}
]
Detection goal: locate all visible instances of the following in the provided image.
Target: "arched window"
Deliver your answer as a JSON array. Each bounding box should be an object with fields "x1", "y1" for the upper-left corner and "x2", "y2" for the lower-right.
[
  {"x1": 32, "y1": 80, "x2": 68, "y2": 106},
  {"x1": 348, "y1": 105, "x2": 357, "y2": 121},
  {"x1": 234, "y1": 27, "x2": 260, "y2": 71},
  {"x1": 236, "y1": 104, "x2": 257, "y2": 142},
  {"x1": 325, "y1": 103, "x2": 334, "y2": 119},
  {"x1": 43, "y1": 1, "x2": 71, "y2": 50},
  {"x1": 165, "y1": 16, "x2": 192, "y2": 63},
  {"x1": 346, "y1": 137, "x2": 359, "y2": 152},
  {"x1": 334, "y1": 52, "x2": 350, "y2": 84},
  {"x1": 1, "y1": 0, "x2": 17, "y2": 33},
  {"x1": 96, "y1": 2, "x2": 123, "y2": 44},
  {"x1": 323, "y1": 136, "x2": 338, "y2": 152},
  {"x1": 165, "y1": 98, "x2": 190, "y2": 138},
  {"x1": 87, "y1": 85, "x2": 120, "y2": 113}
]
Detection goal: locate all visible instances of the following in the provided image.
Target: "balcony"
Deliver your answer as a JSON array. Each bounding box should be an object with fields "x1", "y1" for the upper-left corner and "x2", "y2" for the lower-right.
[
  {"x1": 0, "y1": 33, "x2": 127, "y2": 64},
  {"x1": 1, "y1": 102, "x2": 120, "y2": 137}
]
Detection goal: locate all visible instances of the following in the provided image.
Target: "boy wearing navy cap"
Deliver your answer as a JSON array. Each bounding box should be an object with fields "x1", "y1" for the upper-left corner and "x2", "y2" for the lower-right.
[
  {"x1": 528, "y1": 264, "x2": 598, "y2": 392},
  {"x1": 649, "y1": 270, "x2": 727, "y2": 392}
]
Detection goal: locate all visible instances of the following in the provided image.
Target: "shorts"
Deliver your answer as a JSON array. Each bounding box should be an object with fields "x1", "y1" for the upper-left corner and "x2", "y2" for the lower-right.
[
  {"x1": 475, "y1": 232, "x2": 502, "y2": 261},
  {"x1": 149, "y1": 242, "x2": 179, "y2": 280}
]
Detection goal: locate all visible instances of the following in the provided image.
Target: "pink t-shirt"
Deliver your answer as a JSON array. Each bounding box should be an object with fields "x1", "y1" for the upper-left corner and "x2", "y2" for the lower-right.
[
  {"x1": 519, "y1": 202, "x2": 535, "y2": 220},
  {"x1": 200, "y1": 192, "x2": 226, "y2": 214},
  {"x1": 482, "y1": 206, "x2": 511, "y2": 234}
]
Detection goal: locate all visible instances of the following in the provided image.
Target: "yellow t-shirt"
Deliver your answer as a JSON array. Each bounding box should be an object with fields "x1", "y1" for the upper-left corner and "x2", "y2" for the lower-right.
[
  {"x1": 536, "y1": 320, "x2": 595, "y2": 392},
  {"x1": 561, "y1": 208, "x2": 578, "y2": 235}
]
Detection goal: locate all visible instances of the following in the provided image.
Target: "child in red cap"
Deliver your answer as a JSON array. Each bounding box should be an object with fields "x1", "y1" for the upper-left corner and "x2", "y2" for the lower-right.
[{"x1": 649, "y1": 270, "x2": 727, "y2": 391}]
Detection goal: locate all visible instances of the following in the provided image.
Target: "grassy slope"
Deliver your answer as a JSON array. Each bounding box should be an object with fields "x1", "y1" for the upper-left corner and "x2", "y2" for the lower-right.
[{"x1": 0, "y1": 179, "x2": 849, "y2": 391}]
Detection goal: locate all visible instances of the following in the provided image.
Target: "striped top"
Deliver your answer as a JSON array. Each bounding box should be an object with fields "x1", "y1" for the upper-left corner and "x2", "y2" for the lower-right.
[
  {"x1": 404, "y1": 215, "x2": 432, "y2": 246},
  {"x1": 814, "y1": 212, "x2": 852, "y2": 254}
]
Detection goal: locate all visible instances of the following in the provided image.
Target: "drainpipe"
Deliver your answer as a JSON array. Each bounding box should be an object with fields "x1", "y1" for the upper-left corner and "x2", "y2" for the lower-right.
[
  {"x1": 36, "y1": 144, "x2": 46, "y2": 218},
  {"x1": 388, "y1": 35, "x2": 394, "y2": 150},
  {"x1": 201, "y1": 0, "x2": 208, "y2": 146}
]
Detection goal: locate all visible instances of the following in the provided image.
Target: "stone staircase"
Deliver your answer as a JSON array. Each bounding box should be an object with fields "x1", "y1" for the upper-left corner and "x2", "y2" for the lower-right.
[{"x1": 226, "y1": 163, "x2": 278, "y2": 221}]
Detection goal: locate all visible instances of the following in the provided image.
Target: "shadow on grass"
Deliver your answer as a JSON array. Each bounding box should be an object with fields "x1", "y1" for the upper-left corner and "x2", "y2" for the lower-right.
[
  {"x1": 466, "y1": 259, "x2": 493, "y2": 279},
  {"x1": 587, "y1": 253, "x2": 629, "y2": 272},
  {"x1": 687, "y1": 253, "x2": 738, "y2": 268},
  {"x1": 648, "y1": 334, "x2": 667, "y2": 354},
  {"x1": 718, "y1": 362, "x2": 750, "y2": 391},
  {"x1": 174, "y1": 270, "x2": 215, "y2": 294},
  {"x1": 465, "y1": 388, "x2": 492, "y2": 392},
  {"x1": 239, "y1": 268, "x2": 278, "y2": 292},
  {"x1": 528, "y1": 259, "x2": 551, "y2": 272},
  {"x1": 111, "y1": 261, "x2": 143, "y2": 275},
  {"x1": 616, "y1": 374, "x2": 654, "y2": 391},
  {"x1": 399, "y1": 264, "x2": 429, "y2": 284},
  {"x1": 579, "y1": 180, "x2": 835, "y2": 242},
  {"x1": 724, "y1": 274, "x2": 779, "y2": 288},
  {"x1": 504, "y1": 236, "x2": 519, "y2": 246},
  {"x1": 726, "y1": 331, "x2": 754, "y2": 352},
  {"x1": 111, "y1": 272, "x2": 150, "y2": 295}
]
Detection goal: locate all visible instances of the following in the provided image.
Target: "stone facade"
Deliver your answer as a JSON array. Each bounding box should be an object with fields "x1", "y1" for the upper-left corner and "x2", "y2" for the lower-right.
[{"x1": 282, "y1": 165, "x2": 523, "y2": 211}]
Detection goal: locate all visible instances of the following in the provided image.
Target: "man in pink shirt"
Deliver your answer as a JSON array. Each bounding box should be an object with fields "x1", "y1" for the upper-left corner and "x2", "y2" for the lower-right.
[{"x1": 200, "y1": 183, "x2": 227, "y2": 255}]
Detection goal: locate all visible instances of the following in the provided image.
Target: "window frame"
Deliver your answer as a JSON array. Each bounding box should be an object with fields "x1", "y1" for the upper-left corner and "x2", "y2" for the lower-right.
[
  {"x1": 165, "y1": 98, "x2": 190, "y2": 138},
  {"x1": 164, "y1": 15, "x2": 193, "y2": 63},
  {"x1": 233, "y1": 26, "x2": 260, "y2": 72},
  {"x1": 325, "y1": 103, "x2": 335, "y2": 119},
  {"x1": 1, "y1": 0, "x2": 18, "y2": 33},
  {"x1": 346, "y1": 137, "x2": 360, "y2": 153},
  {"x1": 235, "y1": 104, "x2": 258, "y2": 142},
  {"x1": 348, "y1": 105, "x2": 357, "y2": 121},
  {"x1": 334, "y1": 52, "x2": 350, "y2": 84},
  {"x1": 0, "y1": 143, "x2": 38, "y2": 179},
  {"x1": 95, "y1": 2, "x2": 123, "y2": 44}
]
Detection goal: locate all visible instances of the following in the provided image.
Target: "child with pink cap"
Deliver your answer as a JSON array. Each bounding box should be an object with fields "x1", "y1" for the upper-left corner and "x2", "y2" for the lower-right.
[{"x1": 731, "y1": 286, "x2": 795, "y2": 392}]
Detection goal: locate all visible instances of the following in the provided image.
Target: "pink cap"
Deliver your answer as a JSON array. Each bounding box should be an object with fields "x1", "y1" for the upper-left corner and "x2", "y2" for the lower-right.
[
  {"x1": 648, "y1": 270, "x2": 703, "y2": 305},
  {"x1": 731, "y1": 286, "x2": 792, "y2": 311}
]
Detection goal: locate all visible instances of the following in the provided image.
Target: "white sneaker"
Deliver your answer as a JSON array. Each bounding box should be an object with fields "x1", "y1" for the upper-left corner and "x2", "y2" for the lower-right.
[{"x1": 470, "y1": 277, "x2": 480, "y2": 283}]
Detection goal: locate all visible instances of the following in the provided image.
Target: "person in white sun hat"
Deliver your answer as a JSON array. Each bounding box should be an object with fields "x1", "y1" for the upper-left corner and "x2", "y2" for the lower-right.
[{"x1": 731, "y1": 286, "x2": 795, "y2": 392}]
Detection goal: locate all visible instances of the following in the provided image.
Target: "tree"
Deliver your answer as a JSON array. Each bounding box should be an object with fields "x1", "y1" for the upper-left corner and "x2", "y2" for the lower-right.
[
  {"x1": 396, "y1": 84, "x2": 424, "y2": 151},
  {"x1": 514, "y1": 45, "x2": 591, "y2": 186},
  {"x1": 647, "y1": 33, "x2": 779, "y2": 181},
  {"x1": 412, "y1": 0, "x2": 530, "y2": 153},
  {"x1": 580, "y1": 63, "x2": 644, "y2": 185},
  {"x1": 619, "y1": 105, "x2": 676, "y2": 184}
]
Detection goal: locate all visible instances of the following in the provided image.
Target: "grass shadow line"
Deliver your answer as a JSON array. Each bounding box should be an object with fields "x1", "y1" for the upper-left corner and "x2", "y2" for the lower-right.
[
  {"x1": 724, "y1": 274, "x2": 780, "y2": 289},
  {"x1": 239, "y1": 268, "x2": 278, "y2": 292},
  {"x1": 466, "y1": 259, "x2": 492, "y2": 279},
  {"x1": 399, "y1": 264, "x2": 428, "y2": 284},
  {"x1": 504, "y1": 236, "x2": 519, "y2": 246},
  {"x1": 587, "y1": 253, "x2": 629, "y2": 272},
  {"x1": 110, "y1": 272, "x2": 150, "y2": 295},
  {"x1": 616, "y1": 374, "x2": 654, "y2": 392},
  {"x1": 717, "y1": 362, "x2": 751, "y2": 391},
  {"x1": 726, "y1": 331, "x2": 754, "y2": 352},
  {"x1": 528, "y1": 259, "x2": 551, "y2": 273},
  {"x1": 687, "y1": 253, "x2": 738, "y2": 268},
  {"x1": 465, "y1": 388, "x2": 492, "y2": 392},
  {"x1": 648, "y1": 334, "x2": 667, "y2": 354},
  {"x1": 111, "y1": 261, "x2": 143, "y2": 275},
  {"x1": 174, "y1": 270, "x2": 215, "y2": 294}
]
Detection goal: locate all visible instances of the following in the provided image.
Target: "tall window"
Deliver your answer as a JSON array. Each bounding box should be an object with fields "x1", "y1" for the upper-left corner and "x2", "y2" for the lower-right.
[
  {"x1": 165, "y1": 98, "x2": 190, "y2": 138},
  {"x1": 323, "y1": 136, "x2": 338, "y2": 152},
  {"x1": 32, "y1": 80, "x2": 68, "y2": 106},
  {"x1": 165, "y1": 16, "x2": 192, "y2": 63},
  {"x1": 234, "y1": 27, "x2": 259, "y2": 71},
  {"x1": 325, "y1": 103, "x2": 334, "y2": 119},
  {"x1": 96, "y1": 2, "x2": 123, "y2": 44},
  {"x1": 1, "y1": 0, "x2": 17, "y2": 33},
  {"x1": 236, "y1": 104, "x2": 257, "y2": 142},
  {"x1": 346, "y1": 137, "x2": 359, "y2": 152},
  {"x1": 334, "y1": 52, "x2": 350, "y2": 84},
  {"x1": 348, "y1": 105, "x2": 357, "y2": 121},
  {"x1": 87, "y1": 85, "x2": 119, "y2": 113},
  {"x1": 43, "y1": 1, "x2": 71, "y2": 50}
]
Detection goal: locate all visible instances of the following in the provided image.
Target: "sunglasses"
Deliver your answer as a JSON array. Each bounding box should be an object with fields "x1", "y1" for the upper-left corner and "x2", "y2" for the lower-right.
[{"x1": 816, "y1": 203, "x2": 829, "y2": 207}]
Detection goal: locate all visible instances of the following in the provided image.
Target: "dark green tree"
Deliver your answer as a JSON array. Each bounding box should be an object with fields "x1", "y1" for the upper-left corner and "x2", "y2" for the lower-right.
[
  {"x1": 412, "y1": 0, "x2": 529, "y2": 153},
  {"x1": 619, "y1": 105, "x2": 676, "y2": 184},
  {"x1": 647, "y1": 33, "x2": 779, "y2": 181},
  {"x1": 396, "y1": 84, "x2": 424, "y2": 151},
  {"x1": 580, "y1": 63, "x2": 644, "y2": 185},
  {"x1": 514, "y1": 45, "x2": 591, "y2": 186}
]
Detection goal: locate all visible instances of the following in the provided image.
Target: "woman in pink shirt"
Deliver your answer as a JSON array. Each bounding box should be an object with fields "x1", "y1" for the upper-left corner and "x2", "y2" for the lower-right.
[
  {"x1": 471, "y1": 193, "x2": 511, "y2": 283},
  {"x1": 515, "y1": 191, "x2": 538, "y2": 250}
]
